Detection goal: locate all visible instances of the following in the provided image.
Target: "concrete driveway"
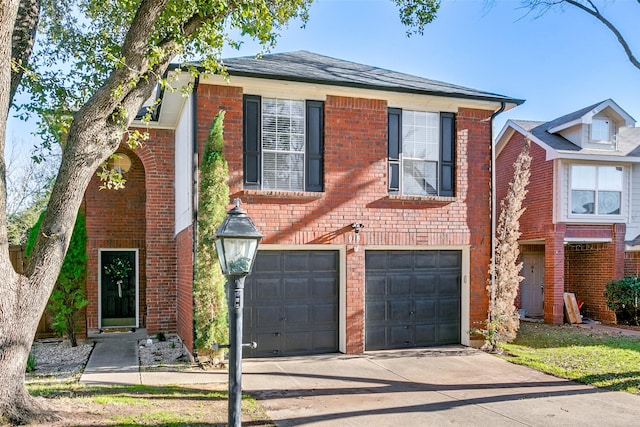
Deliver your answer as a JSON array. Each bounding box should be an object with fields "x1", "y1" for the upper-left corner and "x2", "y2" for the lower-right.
[{"x1": 242, "y1": 346, "x2": 640, "y2": 426}]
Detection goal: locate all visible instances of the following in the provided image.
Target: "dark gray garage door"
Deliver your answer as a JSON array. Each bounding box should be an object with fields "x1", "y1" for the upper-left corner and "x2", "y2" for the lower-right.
[
  {"x1": 365, "y1": 250, "x2": 461, "y2": 350},
  {"x1": 243, "y1": 250, "x2": 339, "y2": 357}
]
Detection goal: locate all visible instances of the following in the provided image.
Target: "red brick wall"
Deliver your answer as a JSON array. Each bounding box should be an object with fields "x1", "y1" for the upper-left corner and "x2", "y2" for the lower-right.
[
  {"x1": 85, "y1": 146, "x2": 147, "y2": 331},
  {"x1": 139, "y1": 129, "x2": 178, "y2": 334},
  {"x1": 565, "y1": 244, "x2": 613, "y2": 321},
  {"x1": 625, "y1": 251, "x2": 640, "y2": 276},
  {"x1": 496, "y1": 132, "x2": 554, "y2": 242},
  {"x1": 191, "y1": 85, "x2": 494, "y2": 353},
  {"x1": 565, "y1": 224, "x2": 623, "y2": 323},
  {"x1": 497, "y1": 133, "x2": 565, "y2": 323},
  {"x1": 544, "y1": 224, "x2": 566, "y2": 323},
  {"x1": 195, "y1": 85, "x2": 243, "y2": 188},
  {"x1": 176, "y1": 226, "x2": 194, "y2": 351},
  {"x1": 85, "y1": 130, "x2": 177, "y2": 335},
  {"x1": 460, "y1": 108, "x2": 492, "y2": 342}
]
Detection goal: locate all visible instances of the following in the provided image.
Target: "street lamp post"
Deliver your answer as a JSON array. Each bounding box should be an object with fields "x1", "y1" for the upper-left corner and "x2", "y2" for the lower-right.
[{"x1": 214, "y1": 199, "x2": 263, "y2": 427}]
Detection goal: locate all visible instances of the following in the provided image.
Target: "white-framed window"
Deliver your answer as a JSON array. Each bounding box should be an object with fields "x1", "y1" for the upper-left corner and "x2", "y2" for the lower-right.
[
  {"x1": 388, "y1": 108, "x2": 455, "y2": 197},
  {"x1": 570, "y1": 165, "x2": 622, "y2": 215},
  {"x1": 243, "y1": 95, "x2": 324, "y2": 192},
  {"x1": 262, "y1": 98, "x2": 306, "y2": 191},
  {"x1": 402, "y1": 111, "x2": 440, "y2": 196},
  {"x1": 591, "y1": 118, "x2": 612, "y2": 142}
]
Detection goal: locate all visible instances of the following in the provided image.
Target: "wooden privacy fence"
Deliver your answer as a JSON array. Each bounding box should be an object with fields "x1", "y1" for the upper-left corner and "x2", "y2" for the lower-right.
[
  {"x1": 9, "y1": 245, "x2": 56, "y2": 338},
  {"x1": 9, "y1": 245, "x2": 25, "y2": 273}
]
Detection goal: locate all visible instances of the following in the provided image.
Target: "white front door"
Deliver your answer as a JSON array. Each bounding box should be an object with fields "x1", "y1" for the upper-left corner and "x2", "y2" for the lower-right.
[{"x1": 521, "y1": 253, "x2": 544, "y2": 317}]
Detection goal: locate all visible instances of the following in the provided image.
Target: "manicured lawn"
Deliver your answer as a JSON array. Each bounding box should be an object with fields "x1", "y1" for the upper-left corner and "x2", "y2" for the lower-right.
[{"x1": 502, "y1": 322, "x2": 640, "y2": 394}]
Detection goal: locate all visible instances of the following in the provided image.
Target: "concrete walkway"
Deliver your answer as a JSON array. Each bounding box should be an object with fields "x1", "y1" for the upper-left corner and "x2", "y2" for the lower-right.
[
  {"x1": 79, "y1": 329, "x2": 144, "y2": 385},
  {"x1": 78, "y1": 325, "x2": 640, "y2": 426},
  {"x1": 80, "y1": 329, "x2": 227, "y2": 386}
]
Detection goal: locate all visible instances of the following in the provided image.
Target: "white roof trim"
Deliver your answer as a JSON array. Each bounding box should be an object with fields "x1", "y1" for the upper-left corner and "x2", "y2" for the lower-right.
[
  {"x1": 564, "y1": 237, "x2": 612, "y2": 243},
  {"x1": 495, "y1": 119, "x2": 559, "y2": 161},
  {"x1": 548, "y1": 118, "x2": 582, "y2": 134},
  {"x1": 553, "y1": 152, "x2": 640, "y2": 163},
  {"x1": 593, "y1": 99, "x2": 636, "y2": 125},
  {"x1": 494, "y1": 120, "x2": 515, "y2": 149}
]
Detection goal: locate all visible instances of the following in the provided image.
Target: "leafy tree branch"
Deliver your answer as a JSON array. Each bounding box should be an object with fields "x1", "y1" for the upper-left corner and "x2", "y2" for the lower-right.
[{"x1": 525, "y1": 0, "x2": 640, "y2": 71}]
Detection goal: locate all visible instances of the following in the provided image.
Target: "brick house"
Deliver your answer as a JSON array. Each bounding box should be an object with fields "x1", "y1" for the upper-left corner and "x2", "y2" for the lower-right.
[
  {"x1": 84, "y1": 51, "x2": 522, "y2": 355},
  {"x1": 495, "y1": 99, "x2": 640, "y2": 324}
]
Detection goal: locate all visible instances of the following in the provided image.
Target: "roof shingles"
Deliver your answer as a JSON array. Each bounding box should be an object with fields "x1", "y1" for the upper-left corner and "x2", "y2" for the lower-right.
[{"x1": 220, "y1": 51, "x2": 524, "y2": 105}]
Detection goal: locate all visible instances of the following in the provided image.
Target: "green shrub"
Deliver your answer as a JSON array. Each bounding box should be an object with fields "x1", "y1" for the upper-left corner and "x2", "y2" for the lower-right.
[
  {"x1": 605, "y1": 276, "x2": 640, "y2": 325},
  {"x1": 193, "y1": 111, "x2": 229, "y2": 356},
  {"x1": 26, "y1": 211, "x2": 88, "y2": 346},
  {"x1": 26, "y1": 353, "x2": 36, "y2": 373}
]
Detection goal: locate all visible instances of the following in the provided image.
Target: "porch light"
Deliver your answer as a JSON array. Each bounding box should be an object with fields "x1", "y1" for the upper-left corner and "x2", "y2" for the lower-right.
[
  {"x1": 213, "y1": 198, "x2": 263, "y2": 427},
  {"x1": 109, "y1": 153, "x2": 132, "y2": 174},
  {"x1": 351, "y1": 222, "x2": 365, "y2": 252}
]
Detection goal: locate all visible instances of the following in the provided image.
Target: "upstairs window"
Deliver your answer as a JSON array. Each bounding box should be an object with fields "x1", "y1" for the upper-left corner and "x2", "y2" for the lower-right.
[
  {"x1": 591, "y1": 118, "x2": 612, "y2": 143},
  {"x1": 243, "y1": 96, "x2": 324, "y2": 192},
  {"x1": 570, "y1": 165, "x2": 622, "y2": 215},
  {"x1": 388, "y1": 108, "x2": 455, "y2": 196}
]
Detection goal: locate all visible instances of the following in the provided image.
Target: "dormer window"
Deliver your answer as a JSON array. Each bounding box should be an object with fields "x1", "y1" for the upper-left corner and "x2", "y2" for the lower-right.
[{"x1": 591, "y1": 118, "x2": 612, "y2": 143}]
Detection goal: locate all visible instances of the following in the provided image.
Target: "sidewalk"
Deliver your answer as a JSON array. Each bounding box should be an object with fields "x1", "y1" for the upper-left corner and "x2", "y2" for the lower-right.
[{"x1": 79, "y1": 329, "x2": 227, "y2": 386}]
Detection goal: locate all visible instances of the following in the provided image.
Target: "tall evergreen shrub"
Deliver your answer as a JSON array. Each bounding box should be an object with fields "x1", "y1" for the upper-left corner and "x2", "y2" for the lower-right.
[
  {"x1": 194, "y1": 111, "x2": 229, "y2": 355},
  {"x1": 26, "y1": 211, "x2": 88, "y2": 346}
]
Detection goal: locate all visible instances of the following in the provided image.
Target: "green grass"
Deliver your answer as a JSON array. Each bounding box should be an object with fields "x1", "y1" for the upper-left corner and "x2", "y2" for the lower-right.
[
  {"x1": 111, "y1": 411, "x2": 204, "y2": 426},
  {"x1": 26, "y1": 382, "x2": 273, "y2": 425},
  {"x1": 502, "y1": 322, "x2": 640, "y2": 393}
]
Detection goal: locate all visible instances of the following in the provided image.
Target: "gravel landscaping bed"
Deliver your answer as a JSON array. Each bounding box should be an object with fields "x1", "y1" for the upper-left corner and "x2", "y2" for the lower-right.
[
  {"x1": 28, "y1": 339, "x2": 94, "y2": 381},
  {"x1": 138, "y1": 334, "x2": 192, "y2": 370},
  {"x1": 27, "y1": 333, "x2": 194, "y2": 382}
]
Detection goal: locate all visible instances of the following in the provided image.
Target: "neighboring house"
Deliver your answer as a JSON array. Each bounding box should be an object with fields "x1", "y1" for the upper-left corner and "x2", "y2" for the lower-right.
[
  {"x1": 495, "y1": 99, "x2": 640, "y2": 324},
  {"x1": 83, "y1": 51, "x2": 522, "y2": 355}
]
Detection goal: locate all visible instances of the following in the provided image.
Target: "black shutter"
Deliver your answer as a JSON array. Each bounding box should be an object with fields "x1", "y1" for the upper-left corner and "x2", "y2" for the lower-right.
[
  {"x1": 439, "y1": 112, "x2": 455, "y2": 197},
  {"x1": 243, "y1": 95, "x2": 261, "y2": 188},
  {"x1": 388, "y1": 108, "x2": 402, "y2": 192},
  {"x1": 306, "y1": 101, "x2": 324, "y2": 192}
]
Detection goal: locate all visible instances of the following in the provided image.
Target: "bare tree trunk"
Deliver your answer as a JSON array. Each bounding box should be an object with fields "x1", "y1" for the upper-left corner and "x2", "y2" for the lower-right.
[
  {"x1": 0, "y1": 126, "x2": 117, "y2": 423},
  {"x1": 0, "y1": 274, "x2": 59, "y2": 424},
  {"x1": 0, "y1": 140, "x2": 92, "y2": 422},
  {"x1": 10, "y1": 0, "x2": 41, "y2": 101},
  {"x1": 0, "y1": 0, "x2": 216, "y2": 422},
  {"x1": 0, "y1": 23, "x2": 163, "y2": 414}
]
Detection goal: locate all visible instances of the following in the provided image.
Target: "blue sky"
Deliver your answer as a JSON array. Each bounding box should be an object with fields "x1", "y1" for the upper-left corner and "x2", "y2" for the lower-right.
[
  {"x1": 221, "y1": 0, "x2": 640, "y2": 133},
  {"x1": 7, "y1": 0, "x2": 640, "y2": 150}
]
